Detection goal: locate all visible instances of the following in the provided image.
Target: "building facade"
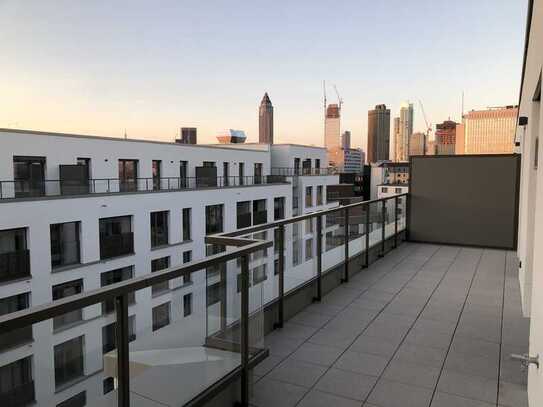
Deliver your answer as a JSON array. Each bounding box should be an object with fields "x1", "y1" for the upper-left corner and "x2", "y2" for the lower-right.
[
  {"x1": 395, "y1": 102, "x2": 414, "y2": 162},
  {"x1": 461, "y1": 106, "x2": 518, "y2": 154},
  {"x1": 367, "y1": 104, "x2": 390, "y2": 163},
  {"x1": 324, "y1": 104, "x2": 341, "y2": 151},
  {"x1": 258, "y1": 93, "x2": 274, "y2": 144},
  {"x1": 341, "y1": 131, "x2": 351, "y2": 150},
  {"x1": 409, "y1": 132, "x2": 426, "y2": 156},
  {"x1": 435, "y1": 120, "x2": 457, "y2": 155},
  {"x1": 0, "y1": 129, "x2": 339, "y2": 406}
]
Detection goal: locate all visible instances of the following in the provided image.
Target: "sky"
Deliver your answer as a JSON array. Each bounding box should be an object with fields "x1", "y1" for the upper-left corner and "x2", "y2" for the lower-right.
[{"x1": 0, "y1": 0, "x2": 527, "y2": 149}]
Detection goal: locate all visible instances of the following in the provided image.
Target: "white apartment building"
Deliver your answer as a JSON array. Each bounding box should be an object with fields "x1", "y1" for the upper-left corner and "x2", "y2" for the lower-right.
[{"x1": 0, "y1": 129, "x2": 339, "y2": 406}]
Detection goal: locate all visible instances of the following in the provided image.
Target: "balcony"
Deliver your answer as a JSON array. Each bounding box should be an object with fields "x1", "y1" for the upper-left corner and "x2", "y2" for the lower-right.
[
  {"x1": 0, "y1": 249, "x2": 30, "y2": 282},
  {"x1": 0, "y1": 175, "x2": 288, "y2": 201},
  {"x1": 99, "y1": 232, "x2": 134, "y2": 260},
  {"x1": 0, "y1": 156, "x2": 529, "y2": 407},
  {"x1": 271, "y1": 167, "x2": 338, "y2": 176}
]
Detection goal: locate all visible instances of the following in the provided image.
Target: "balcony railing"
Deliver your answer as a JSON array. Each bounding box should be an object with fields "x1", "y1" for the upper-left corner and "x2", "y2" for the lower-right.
[
  {"x1": 99, "y1": 232, "x2": 134, "y2": 260},
  {"x1": 0, "y1": 193, "x2": 406, "y2": 407},
  {"x1": 0, "y1": 175, "x2": 288, "y2": 200},
  {"x1": 271, "y1": 167, "x2": 338, "y2": 176},
  {"x1": 0, "y1": 249, "x2": 30, "y2": 283}
]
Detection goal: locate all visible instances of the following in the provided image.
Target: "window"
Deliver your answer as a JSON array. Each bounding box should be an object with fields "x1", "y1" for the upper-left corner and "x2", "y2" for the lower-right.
[
  {"x1": 237, "y1": 201, "x2": 252, "y2": 229},
  {"x1": 101, "y1": 266, "x2": 134, "y2": 314},
  {"x1": 152, "y1": 302, "x2": 170, "y2": 331},
  {"x1": 182, "y1": 208, "x2": 192, "y2": 241},
  {"x1": 223, "y1": 162, "x2": 230, "y2": 186},
  {"x1": 151, "y1": 257, "x2": 170, "y2": 295},
  {"x1": 13, "y1": 156, "x2": 46, "y2": 198},
  {"x1": 52, "y1": 280, "x2": 83, "y2": 330},
  {"x1": 305, "y1": 239, "x2": 313, "y2": 260},
  {"x1": 180, "y1": 160, "x2": 188, "y2": 188},
  {"x1": 305, "y1": 186, "x2": 313, "y2": 207},
  {"x1": 203, "y1": 161, "x2": 215, "y2": 167},
  {"x1": 183, "y1": 293, "x2": 192, "y2": 317},
  {"x1": 253, "y1": 199, "x2": 267, "y2": 225},
  {"x1": 306, "y1": 218, "x2": 313, "y2": 234},
  {"x1": 315, "y1": 159, "x2": 321, "y2": 170},
  {"x1": 206, "y1": 244, "x2": 226, "y2": 277},
  {"x1": 316, "y1": 186, "x2": 323, "y2": 206},
  {"x1": 118, "y1": 159, "x2": 138, "y2": 192},
  {"x1": 150, "y1": 211, "x2": 169, "y2": 247},
  {"x1": 102, "y1": 316, "x2": 136, "y2": 354},
  {"x1": 0, "y1": 293, "x2": 31, "y2": 349},
  {"x1": 207, "y1": 282, "x2": 224, "y2": 306},
  {"x1": 0, "y1": 357, "x2": 34, "y2": 405},
  {"x1": 302, "y1": 158, "x2": 311, "y2": 175},
  {"x1": 183, "y1": 250, "x2": 192, "y2": 264},
  {"x1": 54, "y1": 336, "x2": 84, "y2": 388},
  {"x1": 253, "y1": 264, "x2": 267, "y2": 285},
  {"x1": 252, "y1": 231, "x2": 268, "y2": 260},
  {"x1": 103, "y1": 377, "x2": 115, "y2": 394},
  {"x1": 57, "y1": 391, "x2": 86, "y2": 407},
  {"x1": 294, "y1": 158, "x2": 300, "y2": 175},
  {"x1": 152, "y1": 160, "x2": 161, "y2": 190},
  {"x1": 0, "y1": 227, "x2": 30, "y2": 282},
  {"x1": 239, "y1": 162, "x2": 244, "y2": 185},
  {"x1": 236, "y1": 273, "x2": 252, "y2": 293},
  {"x1": 254, "y1": 163, "x2": 263, "y2": 184},
  {"x1": 205, "y1": 204, "x2": 224, "y2": 234},
  {"x1": 395, "y1": 188, "x2": 402, "y2": 194},
  {"x1": 50, "y1": 222, "x2": 80, "y2": 268},
  {"x1": 274, "y1": 197, "x2": 285, "y2": 220},
  {"x1": 381, "y1": 187, "x2": 388, "y2": 193},
  {"x1": 274, "y1": 258, "x2": 280, "y2": 275},
  {"x1": 274, "y1": 228, "x2": 282, "y2": 254},
  {"x1": 99, "y1": 216, "x2": 133, "y2": 260},
  {"x1": 293, "y1": 240, "x2": 301, "y2": 266}
]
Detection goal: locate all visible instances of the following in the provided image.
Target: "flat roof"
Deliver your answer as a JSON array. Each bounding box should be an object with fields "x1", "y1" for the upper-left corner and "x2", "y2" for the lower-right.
[{"x1": 0, "y1": 128, "x2": 269, "y2": 153}]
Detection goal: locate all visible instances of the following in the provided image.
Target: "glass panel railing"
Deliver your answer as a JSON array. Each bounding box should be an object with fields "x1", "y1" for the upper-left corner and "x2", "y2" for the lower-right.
[
  {"x1": 283, "y1": 219, "x2": 318, "y2": 293},
  {"x1": 323, "y1": 209, "x2": 346, "y2": 272}
]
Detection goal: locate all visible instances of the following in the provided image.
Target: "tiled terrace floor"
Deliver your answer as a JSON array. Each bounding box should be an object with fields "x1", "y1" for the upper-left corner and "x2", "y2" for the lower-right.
[{"x1": 251, "y1": 243, "x2": 530, "y2": 407}]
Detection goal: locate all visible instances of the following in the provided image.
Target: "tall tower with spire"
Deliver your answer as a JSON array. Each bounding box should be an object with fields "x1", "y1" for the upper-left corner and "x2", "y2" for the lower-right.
[{"x1": 259, "y1": 93, "x2": 274, "y2": 144}]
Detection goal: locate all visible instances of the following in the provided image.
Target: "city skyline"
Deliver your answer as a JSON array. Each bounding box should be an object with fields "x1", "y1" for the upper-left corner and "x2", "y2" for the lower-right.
[{"x1": 0, "y1": 1, "x2": 526, "y2": 148}]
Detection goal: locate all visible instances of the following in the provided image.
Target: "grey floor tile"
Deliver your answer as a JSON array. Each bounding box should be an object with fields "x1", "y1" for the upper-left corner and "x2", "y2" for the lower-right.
[
  {"x1": 367, "y1": 379, "x2": 433, "y2": 407},
  {"x1": 309, "y1": 329, "x2": 358, "y2": 349},
  {"x1": 315, "y1": 368, "x2": 377, "y2": 401},
  {"x1": 351, "y1": 297, "x2": 390, "y2": 310},
  {"x1": 251, "y1": 378, "x2": 307, "y2": 407},
  {"x1": 450, "y1": 336, "x2": 500, "y2": 360},
  {"x1": 253, "y1": 355, "x2": 284, "y2": 377},
  {"x1": 437, "y1": 369, "x2": 497, "y2": 404},
  {"x1": 349, "y1": 334, "x2": 402, "y2": 357},
  {"x1": 431, "y1": 391, "x2": 495, "y2": 407},
  {"x1": 289, "y1": 310, "x2": 333, "y2": 328},
  {"x1": 393, "y1": 343, "x2": 447, "y2": 368},
  {"x1": 498, "y1": 381, "x2": 528, "y2": 407},
  {"x1": 290, "y1": 342, "x2": 344, "y2": 367},
  {"x1": 382, "y1": 359, "x2": 440, "y2": 389},
  {"x1": 404, "y1": 327, "x2": 453, "y2": 350},
  {"x1": 297, "y1": 389, "x2": 362, "y2": 407},
  {"x1": 305, "y1": 302, "x2": 344, "y2": 316},
  {"x1": 334, "y1": 350, "x2": 389, "y2": 376},
  {"x1": 444, "y1": 351, "x2": 499, "y2": 380},
  {"x1": 274, "y1": 322, "x2": 318, "y2": 340},
  {"x1": 265, "y1": 334, "x2": 305, "y2": 357},
  {"x1": 267, "y1": 358, "x2": 327, "y2": 388}
]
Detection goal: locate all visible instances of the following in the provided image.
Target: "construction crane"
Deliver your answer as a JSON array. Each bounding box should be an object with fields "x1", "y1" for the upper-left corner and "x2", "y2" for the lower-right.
[
  {"x1": 418, "y1": 100, "x2": 432, "y2": 155},
  {"x1": 333, "y1": 84, "x2": 343, "y2": 111}
]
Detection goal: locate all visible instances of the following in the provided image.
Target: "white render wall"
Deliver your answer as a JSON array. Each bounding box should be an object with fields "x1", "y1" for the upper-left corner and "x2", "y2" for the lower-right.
[
  {"x1": 270, "y1": 144, "x2": 328, "y2": 168},
  {"x1": 516, "y1": 0, "x2": 543, "y2": 405},
  {"x1": 0, "y1": 129, "x2": 339, "y2": 405}
]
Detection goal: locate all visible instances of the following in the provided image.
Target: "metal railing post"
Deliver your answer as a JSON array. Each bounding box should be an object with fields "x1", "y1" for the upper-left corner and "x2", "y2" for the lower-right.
[
  {"x1": 342, "y1": 207, "x2": 349, "y2": 283},
  {"x1": 379, "y1": 200, "x2": 386, "y2": 257},
  {"x1": 364, "y1": 203, "x2": 370, "y2": 268},
  {"x1": 314, "y1": 215, "x2": 323, "y2": 301},
  {"x1": 275, "y1": 225, "x2": 285, "y2": 328},
  {"x1": 240, "y1": 254, "x2": 250, "y2": 407},
  {"x1": 115, "y1": 294, "x2": 130, "y2": 407},
  {"x1": 394, "y1": 196, "x2": 398, "y2": 248}
]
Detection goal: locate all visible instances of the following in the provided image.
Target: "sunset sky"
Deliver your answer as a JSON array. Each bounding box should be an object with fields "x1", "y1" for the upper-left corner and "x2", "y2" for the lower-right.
[{"x1": 0, "y1": 0, "x2": 527, "y2": 148}]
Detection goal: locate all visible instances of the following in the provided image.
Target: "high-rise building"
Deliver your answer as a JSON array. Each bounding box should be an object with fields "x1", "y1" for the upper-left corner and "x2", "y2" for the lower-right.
[
  {"x1": 325, "y1": 104, "x2": 341, "y2": 150},
  {"x1": 341, "y1": 131, "x2": 351, "y2": 150},
  {"x1": 426, "y1": 139, "x2": 437, "y2": 155},
  {"x1": 367, "y1": 104, "x2": 390, "y2": 163},
  {"x1": 460, "y1": 106, "x2": 518, "y2": 154},
  {"x1": 395, "y1": 102, "x2": 414, "y2": 162},
  {"x1": 259, "y1": 93, "x2": 274, "y2": 144},
  {"x1": 435, "y1": 120, "x2": 457, "y2": 155},
  {"x1": 409, "y1": 132, "x2": 426, "y2": 156},
  {"x1": 176, "y1": 127, "x2": 197, "y2": 144}
]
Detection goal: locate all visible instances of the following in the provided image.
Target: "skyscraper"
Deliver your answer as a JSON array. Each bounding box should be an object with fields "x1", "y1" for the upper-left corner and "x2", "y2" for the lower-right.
[
  {"x1": 325, "y1": 104, "x2": 341, "y2": 150},
  {"x1": 409, "y1": 132, "x2": 426, "y2": 156},
  {"x1": 395, "y1": 102, "x2": 414, "y2": 162},
  {"x1": 259, "y1": 93, "x2": 274, "y2": 144},
  {"x1": 460, "y1": 106, "x2": 518, "y2": 154},
  {"x1": 341, "y1": 131, "x2": 351, "y2": 149},
  {"x1": 367, "y1": 104, "x2": 390, "y2": 163},
  {"x1": 435, "y1": 120, "x2": 457, "y2": 155}
]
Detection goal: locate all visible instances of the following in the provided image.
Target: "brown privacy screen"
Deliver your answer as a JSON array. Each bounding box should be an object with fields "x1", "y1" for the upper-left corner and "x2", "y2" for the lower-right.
[{"x1": 408, "y1": 154, "x2": 520, "y2": 249}]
